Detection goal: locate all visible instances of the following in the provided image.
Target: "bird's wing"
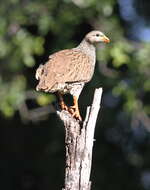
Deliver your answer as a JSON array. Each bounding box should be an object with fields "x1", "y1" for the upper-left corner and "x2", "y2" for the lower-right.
[{"x1": 37, "y1": 49, "x2": 92, "y2": 89}]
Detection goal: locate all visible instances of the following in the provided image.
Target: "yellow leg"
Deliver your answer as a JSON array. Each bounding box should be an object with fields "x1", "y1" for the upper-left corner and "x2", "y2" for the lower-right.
[{"x1": 69, "y1": 96, "x2": 82, "y2": 121}]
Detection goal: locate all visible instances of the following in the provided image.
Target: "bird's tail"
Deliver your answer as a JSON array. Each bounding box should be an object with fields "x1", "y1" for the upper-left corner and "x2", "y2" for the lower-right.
[
  {"x1": 36, "y1": 80, "x2": 47, "y2": 91},
  {"x1": 35, "y1": 64, "x2": 55, "y2": 92},
  {"x1": 35, "y1": 64, "x2": 44, "y2": 80},
  {"x1": 35, "y1": 65, "x2": 47, "y2": 91}
]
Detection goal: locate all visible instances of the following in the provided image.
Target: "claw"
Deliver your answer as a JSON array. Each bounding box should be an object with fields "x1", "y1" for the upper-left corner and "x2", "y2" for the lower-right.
[
  {"x1": 68, "y1": 105, "x2": 75, "y2": 114},
  {"x1": 71, "y1": 109, "x2": 82, "y2": 121}
]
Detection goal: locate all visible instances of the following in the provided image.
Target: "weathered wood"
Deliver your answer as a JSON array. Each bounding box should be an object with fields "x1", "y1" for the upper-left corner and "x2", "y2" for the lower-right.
[{"x1": 57, "y1": 88, "x2": 103, "y2": 190}]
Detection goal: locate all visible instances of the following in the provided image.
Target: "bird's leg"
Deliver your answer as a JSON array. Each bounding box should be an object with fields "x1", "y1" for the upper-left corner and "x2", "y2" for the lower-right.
[
  {"x1": 69, "y1": 96, "x2": 82, "y2": 121},
  {"x1": 57, "y1": 92, "x2": 68, "y2": 111}
]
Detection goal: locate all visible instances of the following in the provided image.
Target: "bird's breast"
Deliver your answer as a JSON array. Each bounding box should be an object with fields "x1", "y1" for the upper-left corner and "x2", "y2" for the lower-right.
[{"x1": 84, "y1": 54, "x2": 96, "y2": 82}]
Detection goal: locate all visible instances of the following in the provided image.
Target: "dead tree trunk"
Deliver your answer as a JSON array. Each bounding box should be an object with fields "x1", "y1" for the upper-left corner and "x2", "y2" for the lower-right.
[{"x1": 57, "y1": 88, "x2": 103, "y2": 190}]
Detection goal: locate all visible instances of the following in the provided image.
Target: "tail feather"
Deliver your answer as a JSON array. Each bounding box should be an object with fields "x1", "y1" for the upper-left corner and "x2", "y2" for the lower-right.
[
  {"x1": 35, "y1": 64, "x2": 44, "y2": 80},
  {"x1": 36, "y1": 80, "x2": 48, "y2": 91},
  {"x1": 35, "y1": 64, "x2": 56, "y2": 92}
]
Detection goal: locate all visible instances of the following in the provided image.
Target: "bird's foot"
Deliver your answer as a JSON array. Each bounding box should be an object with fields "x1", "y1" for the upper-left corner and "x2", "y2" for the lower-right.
[
  {"x1": 68, "y1": 105, "x2": 76, "y2": 114},
  {"x1": 69, "y1": 106, "x2": 82, "y2": 121},
  {"x1": 59, "y1": 102, "x2": 68, "y2": 111},
  {"x1": 72, "y1": 110, "x2": 82, "y2": 121}
]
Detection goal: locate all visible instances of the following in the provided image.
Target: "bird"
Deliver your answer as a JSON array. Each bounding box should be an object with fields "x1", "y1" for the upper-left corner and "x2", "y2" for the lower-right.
[{"x1": 35, "y1": 30, "x2": 110, "y2": 121}]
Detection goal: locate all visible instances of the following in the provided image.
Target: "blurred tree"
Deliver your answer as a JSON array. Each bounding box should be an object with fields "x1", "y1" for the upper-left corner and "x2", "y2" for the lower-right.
[{"x1": 0, "y1": 0, "x2": 150, "y2": 190}]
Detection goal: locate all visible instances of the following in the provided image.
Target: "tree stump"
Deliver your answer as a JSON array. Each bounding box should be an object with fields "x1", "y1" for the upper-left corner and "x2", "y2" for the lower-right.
[{"x1": 57, "y1": 88, "x2": 103, "y2": 190}]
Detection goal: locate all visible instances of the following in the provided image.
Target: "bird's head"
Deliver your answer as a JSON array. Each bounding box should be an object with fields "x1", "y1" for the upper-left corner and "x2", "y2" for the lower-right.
[{"x1": 85, "y1": 30, "x2": 110, "y2": 44}]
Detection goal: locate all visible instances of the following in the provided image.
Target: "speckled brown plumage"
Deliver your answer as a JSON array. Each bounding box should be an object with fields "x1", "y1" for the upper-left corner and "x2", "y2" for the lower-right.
[
  {"x1": 36, "y1": 49, "x2": 93, "y2": 92},
  {"x1": 35, "y1": 30, "x2": 110, "y2": 120}
]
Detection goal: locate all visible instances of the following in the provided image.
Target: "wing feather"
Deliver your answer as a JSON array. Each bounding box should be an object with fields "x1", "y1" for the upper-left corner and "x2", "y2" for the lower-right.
[{"x1": 36, "y1": 49, "x2": 92, "y2": 91}]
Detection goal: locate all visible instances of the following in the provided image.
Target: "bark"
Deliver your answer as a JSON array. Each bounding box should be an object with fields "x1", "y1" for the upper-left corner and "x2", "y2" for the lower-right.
[{"x1": 57, "y1": 88, "x2": 103, "y2": 190}]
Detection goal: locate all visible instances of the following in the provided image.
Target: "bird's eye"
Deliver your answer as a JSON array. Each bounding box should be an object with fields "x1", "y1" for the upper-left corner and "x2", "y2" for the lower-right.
[{"x1": 96, "y1": 34, "x2": 100, "y2": 37}]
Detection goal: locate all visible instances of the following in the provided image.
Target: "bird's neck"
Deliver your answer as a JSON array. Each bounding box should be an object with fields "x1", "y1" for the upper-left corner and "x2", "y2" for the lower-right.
[{"x1": 76, "y1": 39, "x2": 96, "y2": 60}]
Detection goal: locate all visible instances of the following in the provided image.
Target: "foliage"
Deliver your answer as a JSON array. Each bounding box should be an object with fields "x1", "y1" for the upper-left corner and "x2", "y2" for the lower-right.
[{"x1": 0, "y1": 0, "x2": 150, "y2": 189}]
